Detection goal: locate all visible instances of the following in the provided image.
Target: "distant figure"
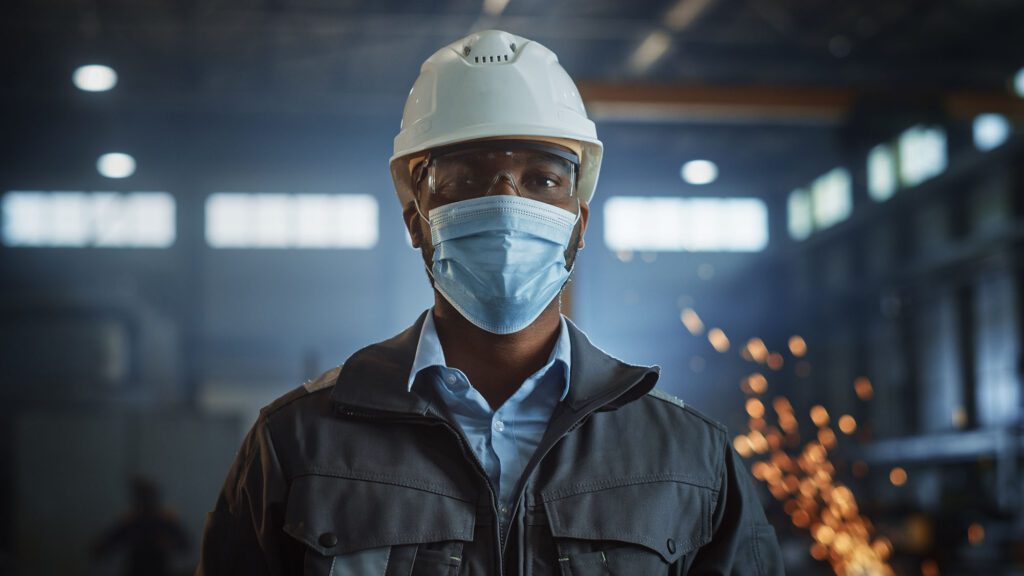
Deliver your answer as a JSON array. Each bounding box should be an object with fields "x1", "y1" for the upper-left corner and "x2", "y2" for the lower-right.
[{"x1": 92, "y1": 477, "x2": 188, "y2": 576}]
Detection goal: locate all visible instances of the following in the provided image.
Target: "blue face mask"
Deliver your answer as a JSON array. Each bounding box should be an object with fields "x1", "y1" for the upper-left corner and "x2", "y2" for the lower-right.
[{"x1": 416, "y1": 195, "x2": 580, "y2": 334}]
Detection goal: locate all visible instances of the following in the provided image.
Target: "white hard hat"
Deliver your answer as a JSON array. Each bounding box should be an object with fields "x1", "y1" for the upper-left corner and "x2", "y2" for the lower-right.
[{"x1": 390, "y1": 30, "x2": 603, "y2": 206}]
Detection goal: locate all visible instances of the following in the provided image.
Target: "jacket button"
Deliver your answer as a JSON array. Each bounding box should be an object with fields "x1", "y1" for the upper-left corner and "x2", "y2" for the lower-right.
[
  {"x1": 666, "y1": 538, "x2": 677, "y2": 554},
  {"x1": 319, "y1": 532, "x2": 338, "y2": 548}
]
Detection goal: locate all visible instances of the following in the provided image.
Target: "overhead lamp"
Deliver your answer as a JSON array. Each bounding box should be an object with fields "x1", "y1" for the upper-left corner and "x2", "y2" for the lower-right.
[
  {"x1": 73, "y1": 64, "x2": 118, "y2": 92},
  {"x1": 628, "y1": 31, "x2": 671, "y2": 74},
  {"x1": 97, "y1": 153, "x2": 136, "y2": 178},
  {"x1": 482, "y1": 0, "x2": 510, "y2": 16},
  {"x1": 681, "y1": 159, "x2": 718, "y2": 185},
  {"x1": 973, "y1": 113, "x2": 1010, "y2": 151}
]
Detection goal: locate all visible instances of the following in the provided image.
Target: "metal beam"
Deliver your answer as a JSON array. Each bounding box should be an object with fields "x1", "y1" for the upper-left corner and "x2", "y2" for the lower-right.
[
  {"x1": 578, "y1": 82, "x2": 1024, "y2": 124},
  {"x1": 579, "y1": 83, "x2": 857, "y2": 124}
]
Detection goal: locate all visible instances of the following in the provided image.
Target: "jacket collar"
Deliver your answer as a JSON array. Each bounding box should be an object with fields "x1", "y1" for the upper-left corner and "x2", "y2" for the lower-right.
[{"x1": 329, "y1": 310, "x2": 660, "y2": 416}]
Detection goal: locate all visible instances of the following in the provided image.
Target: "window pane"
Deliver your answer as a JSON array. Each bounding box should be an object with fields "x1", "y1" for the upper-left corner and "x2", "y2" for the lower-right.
[
  {"x1": 788, "y1": 189, "x2": 812, "y2": 240},
  {"x1": 867, "y1": 144, "x2": 897, "y2": 202},
  {"x1": 205, "y1": 193, "x2": 378, "y2": 249},
  {"x1": 811, "y1": 168, "x2": 852, "y2": 230},
  {"x1": 898, "y1": 125, "x2": 947, "y2": 187},
  {"x1": 604, "y1": 196, "x2": 768, "y2": 252},
  {"x1": 1, "y1": 191, "x2": 175, "y2": 248}
]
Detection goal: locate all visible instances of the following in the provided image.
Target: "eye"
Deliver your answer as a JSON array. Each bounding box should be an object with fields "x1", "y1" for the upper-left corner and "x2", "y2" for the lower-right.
[{"x1": 523, "y1": 171, "x2": 562, "y2": 190}]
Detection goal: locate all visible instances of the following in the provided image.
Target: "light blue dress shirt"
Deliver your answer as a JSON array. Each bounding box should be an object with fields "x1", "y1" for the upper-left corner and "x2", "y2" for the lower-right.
[{"x1": 407, "y1": 309, "x2": 571, "y2": 532}]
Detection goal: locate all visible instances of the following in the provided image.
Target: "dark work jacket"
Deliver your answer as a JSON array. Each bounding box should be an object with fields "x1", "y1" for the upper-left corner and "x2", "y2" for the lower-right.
[{"x1": 196, "y1": 312, "x2": 784, "y2": 575}]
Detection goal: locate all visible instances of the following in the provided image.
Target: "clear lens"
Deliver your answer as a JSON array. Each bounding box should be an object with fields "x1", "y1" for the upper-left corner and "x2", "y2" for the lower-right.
[{"x1": 425, "y1": 148, "x2": 576, "y2": 207}]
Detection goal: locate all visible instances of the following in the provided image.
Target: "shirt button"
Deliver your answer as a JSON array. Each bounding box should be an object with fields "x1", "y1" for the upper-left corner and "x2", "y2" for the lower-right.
[
  {"x1": 445, "y1": 374, "x2": 457, "y2": 384},
  {"x1": 493, "y1": 420, "x2": 505, "y2": 432},
  {"x1": 500, "y1": 506, "x2": 509, "y2": 515}
]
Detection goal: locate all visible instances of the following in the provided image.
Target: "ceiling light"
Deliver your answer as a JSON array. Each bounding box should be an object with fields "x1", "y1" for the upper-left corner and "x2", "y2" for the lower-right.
[
  {"x1": 681, "y1": 159, "x2": 718, "y2": 185},
  {"x1": 973, "y1": 113, "x2": 1010, "y2": 151},
  {"x1": 482, "y1": 0, "x2": 511, "y2": 16},
  {"x1": 663, "y1": 0, "x2": 714, "y2": 31},
  {"x1": 1014, "y1": 67, "x2": 1024, "y2": 98},
  {"x1": 628, "y1": 31, "x2": 671, "y2": 74},
  {"x1": 73, "y1": 64, "x2": 118, "y2": 92},
  {"x1": 97, "y1": 153, "x2": 136, "y2": 178}
]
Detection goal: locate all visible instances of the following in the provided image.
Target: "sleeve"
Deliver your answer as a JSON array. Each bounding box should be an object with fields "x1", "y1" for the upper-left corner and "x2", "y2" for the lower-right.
[
  {"x1": 687, "y1": 436, "x2": 785, "y2": 575},
  {"x1": 195, "y1": 413, "x2": 295, "y2": 575}
]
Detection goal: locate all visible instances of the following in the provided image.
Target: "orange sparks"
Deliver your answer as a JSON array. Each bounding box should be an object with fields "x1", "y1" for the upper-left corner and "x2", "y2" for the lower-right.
[
  {"x1": 708, "y1": 328, "x2": 730, "y2": 352},
  {"x1": 733, "y1": 435, "x2": 753, "y2": 457},
  {"x1": 854, "y1": 376, "x2": 874, "y2": 401},
  {"x1": 852, "y1": 461, "x2": 869, "y2": 478},
  {"x1": 788, "y1": 335, "x2": 807, "y2": 357},
  {"x1": 838, "y1": 415, "x2": 857, "y2": 435},
  {"x1": 745, "y1": 338, "x2": 769, "y2": 363},
  {"x1": 968, "y1": 523, "x2": 985, "y2": 546},
  {"x1": 747, "y1": 373, "x2": 768, "y2": 394},
  {"x1": 680, "y1": 308, "x2": 704, "y2": 335},
  {"x1": 810, "y1": 405, "x2": 830, "y2": 427}
]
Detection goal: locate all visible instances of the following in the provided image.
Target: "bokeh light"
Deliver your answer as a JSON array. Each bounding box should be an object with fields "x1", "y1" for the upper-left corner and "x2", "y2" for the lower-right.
[
  {"x1": 72, "y1": 64, "x2": 118, "y2": 92},
  {"x1": 708, "y1": 327, "x2": 730, "y2": 352},
  {"x1": 681, "y1": 159, "x2": 718, "y2": 185},
  {"x1": 96, "y1": 152, "x2": 136, "y2": 179}
]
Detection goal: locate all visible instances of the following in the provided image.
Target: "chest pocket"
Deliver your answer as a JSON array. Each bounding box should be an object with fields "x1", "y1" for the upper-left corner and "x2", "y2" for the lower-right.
[
  {"x1": 283, "y1": 474, "x2": 476, "y2": 576},
  {"x1": 540, "y1": 478, "x2": 714, "y2": 576}
]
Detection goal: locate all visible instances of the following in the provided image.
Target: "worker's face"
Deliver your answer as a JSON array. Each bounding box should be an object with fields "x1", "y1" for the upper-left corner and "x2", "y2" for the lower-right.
[{"x1": 401, "y1": 145, "x2": 589, "y2": 277}]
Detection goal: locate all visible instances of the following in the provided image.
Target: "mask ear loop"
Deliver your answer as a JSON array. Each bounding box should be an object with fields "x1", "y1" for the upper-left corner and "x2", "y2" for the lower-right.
[
  {"x1": 562, "y1": 159, "x2": 583, "y2": 279},
  {"x1": 412, "y1": 194, "x2": 430, "y2": 225},
  {"x1": 411, "y1": 156, "x2": 432, "y2": 225},
  {"x1": 408, "y1": 157, "x2": 442, "y2": 288},
  {"x1": 411, "y1": 190, "x2": 439, "y2": 286}
]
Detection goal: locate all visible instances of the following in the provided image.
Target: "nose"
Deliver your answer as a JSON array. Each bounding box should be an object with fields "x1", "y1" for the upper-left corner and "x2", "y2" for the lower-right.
[{"x1": 486, "y1": 172, "x2": 520, "y2": 197}]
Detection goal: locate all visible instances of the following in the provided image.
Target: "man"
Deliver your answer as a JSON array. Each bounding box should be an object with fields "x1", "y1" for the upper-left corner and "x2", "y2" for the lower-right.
[
  {"x1": 196, "y1": 30, "x2": 784, "y2": 575},
  {"x1": 93, "y1": 477, "x2": 189, "y2": 576}
]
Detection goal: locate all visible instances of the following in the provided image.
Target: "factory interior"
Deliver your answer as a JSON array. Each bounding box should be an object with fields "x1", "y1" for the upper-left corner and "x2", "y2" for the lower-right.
[{"x1": 2, "y1": 0, "x2": 1023, "y2": 574}]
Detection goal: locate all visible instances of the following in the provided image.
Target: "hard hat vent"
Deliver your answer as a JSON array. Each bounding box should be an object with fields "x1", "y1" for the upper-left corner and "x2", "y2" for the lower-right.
[
  {"x1": 461, "y1": 30, "x2": 518, "y2": 65},
  {"x1": 473, "y1": 53, "x2": 510, "y2": 64}
]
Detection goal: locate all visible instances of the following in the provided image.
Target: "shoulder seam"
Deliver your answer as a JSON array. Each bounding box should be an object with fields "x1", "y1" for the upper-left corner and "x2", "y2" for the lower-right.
[
  {"x1": 682, "y1": 404, "x2": 728, "y2": 434},
  {"x1": 303, "y1": 364, "x2": 343, "y2": 393},
  {"x1": 261, "y1": 364, "x2": 342, "y2": 418},
  {"x1": 647, "y1": 389, "x2": 728, "y2": 434},
  {"x1": 647, "y1": 387, "x2": 686, "y2": 409}
]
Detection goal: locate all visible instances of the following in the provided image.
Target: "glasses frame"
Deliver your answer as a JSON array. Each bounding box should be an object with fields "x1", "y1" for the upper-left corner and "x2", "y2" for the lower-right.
[{"x1": 412, "y1": 140, "x2": 580, "y2": 209}]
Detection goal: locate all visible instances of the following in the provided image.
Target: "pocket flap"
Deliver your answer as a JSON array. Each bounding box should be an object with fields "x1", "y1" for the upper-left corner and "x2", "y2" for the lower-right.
[
  {"x1": 283, "y1": 474, "x2": 477, "y2": 556},
  {"x1": 542, "y1": 479, "x2": 713, "y2": 564}
]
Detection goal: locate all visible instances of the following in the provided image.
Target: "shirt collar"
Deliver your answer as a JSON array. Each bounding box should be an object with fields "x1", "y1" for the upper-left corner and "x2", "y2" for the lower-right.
[{"x1": 407, "y1": 308, "x2": 571, "y2": 401}]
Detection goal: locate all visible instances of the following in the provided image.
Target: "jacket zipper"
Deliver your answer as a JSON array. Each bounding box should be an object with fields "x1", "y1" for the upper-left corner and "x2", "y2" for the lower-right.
[
  {"x1": 338, "y1": 372, "x2": 655, "y2": 576},
  {"x1": 500, "y1": 378, "x2": 654, "y2": 562},
  {"x1": 336, "y1": 405, "x2": 506, "y2": 576}
]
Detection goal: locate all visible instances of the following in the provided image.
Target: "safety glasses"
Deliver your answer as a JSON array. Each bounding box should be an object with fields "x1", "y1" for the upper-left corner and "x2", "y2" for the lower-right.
[{"x1": 413, "y1": 141, "x2": 579, "y2": 210}]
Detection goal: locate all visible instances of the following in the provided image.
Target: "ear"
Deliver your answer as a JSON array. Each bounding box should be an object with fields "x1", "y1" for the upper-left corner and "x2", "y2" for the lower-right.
[
  {"x1": 576, "y1": 201, "x2": 590, "y2": 250},
  {"x1": 402, "y1": 200, "x2": 425, "y2": 248}
]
